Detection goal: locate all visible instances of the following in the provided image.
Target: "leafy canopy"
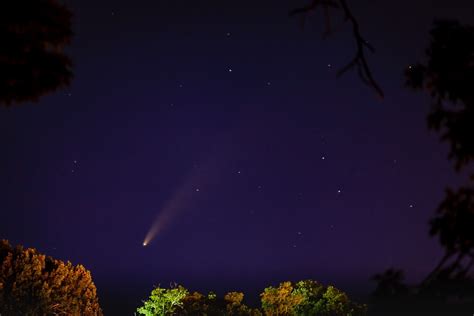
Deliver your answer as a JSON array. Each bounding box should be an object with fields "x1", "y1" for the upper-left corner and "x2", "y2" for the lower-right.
[
  {"x1": 0, "y1": 240, "x2": 102, "y2": 316},
  {"x1": 137, "y1": 280, "x2": 365, "y2": 316}
]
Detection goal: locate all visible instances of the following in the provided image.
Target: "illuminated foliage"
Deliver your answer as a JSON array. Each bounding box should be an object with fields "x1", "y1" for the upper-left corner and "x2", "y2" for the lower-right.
[
  {"x1": 0, "y1": 240, "x2": 102, "y2": 316},
  {"x1": 136, "y1": 285, "x2": 188, "y2": 316},
  {"x1": 260, "y1": 281, "x2": 304, "y2": 315},
  {"x1": 181, "y1": 291, "x2": 213, "y2": 315},
  {"x1": 137, "y1": 280, "x2": 364, "y2": 315},
  {"x1": 137, "y1": 287, "x2": 261, "y2": 315},
  {"x1": 261, "y1": 280, "x2": 366, "y2": 316}
]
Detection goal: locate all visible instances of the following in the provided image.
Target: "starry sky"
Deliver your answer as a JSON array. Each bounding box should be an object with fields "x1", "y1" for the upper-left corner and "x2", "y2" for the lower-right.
[{"x1": 1, "y1": 0, "x2": 474, "y2": 314}]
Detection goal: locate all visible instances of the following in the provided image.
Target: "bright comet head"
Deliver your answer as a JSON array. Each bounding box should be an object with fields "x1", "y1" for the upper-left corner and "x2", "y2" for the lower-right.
[{"x1": 142, "y1": 241, "x2": 147, "y2": 247}]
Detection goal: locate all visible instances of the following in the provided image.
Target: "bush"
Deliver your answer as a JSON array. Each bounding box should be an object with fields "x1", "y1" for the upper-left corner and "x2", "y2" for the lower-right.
[
  {"x1": 0, "y1": 240, "x2": 102, "y2": 316},
  {"x1": 137, "y1": 285, "x2": 189, "y2": 316},
  {"x1": 137, "y1": 280, "x2": 365, "y2": 316},
  {"x1": 137, "y1": 285, "x2": 261, "y2": 316},
  {"x1": 261, "y1": 280, "x2": 367, "y2": 316}
]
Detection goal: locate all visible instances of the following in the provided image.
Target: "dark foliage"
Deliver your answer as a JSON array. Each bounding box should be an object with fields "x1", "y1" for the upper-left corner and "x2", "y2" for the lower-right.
[
  {"x1": 371, "y1": 19, "x2": 474, "y2": 315},
  {"x1": 407, "y1": 20, "x2": 474, "y2": 284},
  {"x1": 371, "y1": 269, "x2": 408, "y2": 299},
  {"x1": 431, "y1": 187, "x2": 474, "y2": 259},
  {"x1": 406, "y1": 20, "x2": 474, "y2": 172},
  {"x1": 0, "y1": 0, "x2": 73, "y2": 106}
]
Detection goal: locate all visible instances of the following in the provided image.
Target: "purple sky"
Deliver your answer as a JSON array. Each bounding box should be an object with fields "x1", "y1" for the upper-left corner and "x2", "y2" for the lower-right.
[{"x1": 1, "y1": 0, "x2": 473, "y2": 314}]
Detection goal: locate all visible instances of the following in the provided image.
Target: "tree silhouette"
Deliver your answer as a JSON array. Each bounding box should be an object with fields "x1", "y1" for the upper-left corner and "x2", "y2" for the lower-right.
[
  {"x1": 406, "y1": 20, "x2": 474, "y2": 173},
  {"x1": 0, "y1": 0, "x2": 73, "y2": 106},
  {"x1": 406, "y1": 20, "x2": 474, "y2": 285},
  {"x1": 371, "y1": 269, "x2": 408, "y2": 299},
  {"x1": 370, "y1": 19, "x2": 474, "y2": 315}
]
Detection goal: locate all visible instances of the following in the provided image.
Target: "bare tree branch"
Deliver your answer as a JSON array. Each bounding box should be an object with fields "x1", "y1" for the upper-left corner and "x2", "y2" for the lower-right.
[
  {"x1": 290, "y1": 0, "x2": 384, "y2": 98},
  {"x1": 289, "y1": 0, "x2": 339, "y2": 16}
]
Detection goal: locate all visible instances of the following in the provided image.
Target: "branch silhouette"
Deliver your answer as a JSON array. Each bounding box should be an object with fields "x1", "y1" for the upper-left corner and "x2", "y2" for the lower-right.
[{"x1": 290, "y1": 0, "x2": 384, "y2": 98}]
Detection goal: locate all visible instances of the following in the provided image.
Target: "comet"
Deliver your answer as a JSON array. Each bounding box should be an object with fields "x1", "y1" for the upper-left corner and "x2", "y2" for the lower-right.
[{"x1": 142, "y1": 157, "x2": 216, "y2": 247}]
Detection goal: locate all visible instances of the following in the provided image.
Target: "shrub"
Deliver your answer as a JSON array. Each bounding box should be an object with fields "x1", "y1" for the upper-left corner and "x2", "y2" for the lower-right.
[
  {"x1": 137, "y1": 280, "x2": 365, "y2": 316},
  {"x1": 261, "y1": 280, "x2": 366, "y2": 316},
  {"x1": 137, "y1": 286, "x2": 261, "y2": 316},
  {"x1": 136, "y1": 285, "x2": 188, "y2": 316}
]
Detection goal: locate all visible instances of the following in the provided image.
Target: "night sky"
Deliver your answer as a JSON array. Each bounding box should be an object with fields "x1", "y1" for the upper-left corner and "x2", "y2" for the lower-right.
[{"x1": 1, "y1": 0, "x2": 474, "y2": 314}]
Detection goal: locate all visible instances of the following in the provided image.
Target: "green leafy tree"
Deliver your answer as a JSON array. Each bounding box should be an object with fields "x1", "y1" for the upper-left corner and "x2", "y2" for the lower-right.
[
  {"x1": 138, "y1": 280, "x2": 363, "y2": 315},
  {"x1": 0, "y1": 240, "x2": 102, "y2": 316},
  {"x1": 136, "y1": 285, "x2": 188, "y2": 316},
  {"x1": 138, "y1": 286, "x2": 262, "y2": 315},
  {"x1": 319, "y1": 285, "x2": 365, "y2": 316},
  {"x1": 292, "y1": 279, "x2": 326, "y2": 314}
]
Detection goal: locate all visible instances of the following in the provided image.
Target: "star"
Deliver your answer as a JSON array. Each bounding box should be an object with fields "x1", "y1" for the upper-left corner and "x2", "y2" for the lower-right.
[
  {"x1": 195, "y1": 188, "x2": 200, "y2": 192},
  {"x1": 228, "y1": 68, "x2": 233, "y2": 72},
  {"x1": 237, "y1": 170, "x2": 241, "y2": 174},
  {"x1": 337, "y1": 189, "x2": 342, "y2": 194},
  {"x1": 226, "y1": 32, "x2": 231, "y2": 37},
  {"x1": 409, "y1": 204, "x2": 414, "y2": 208},
  {"x1": 321, "y1": 156, "x2": 326, "y2": 160},
  {"x1": 266, "y1": 81, "x2": 271, "y2": 86}
]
